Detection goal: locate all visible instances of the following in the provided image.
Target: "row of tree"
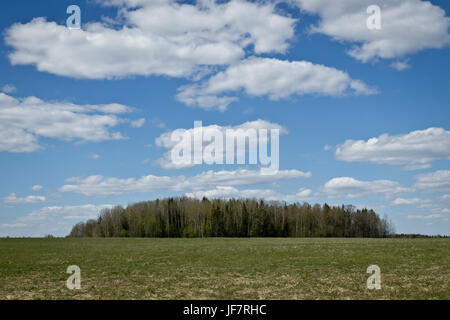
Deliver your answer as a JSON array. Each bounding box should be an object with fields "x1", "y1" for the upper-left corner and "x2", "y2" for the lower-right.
[{"x1": 69, "y1": 197, "x2": 394, "y2": 238}]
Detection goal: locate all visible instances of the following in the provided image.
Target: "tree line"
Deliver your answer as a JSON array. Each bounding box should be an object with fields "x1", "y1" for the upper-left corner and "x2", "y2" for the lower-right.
[{"x1": 68, "y1": 197, "x2": 395, "y2": 238}]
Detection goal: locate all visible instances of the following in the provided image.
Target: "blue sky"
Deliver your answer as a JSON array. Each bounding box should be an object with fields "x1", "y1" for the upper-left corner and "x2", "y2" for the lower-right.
[{"x1": 0, "y1": 0, "x2": 449, "y2": 236}]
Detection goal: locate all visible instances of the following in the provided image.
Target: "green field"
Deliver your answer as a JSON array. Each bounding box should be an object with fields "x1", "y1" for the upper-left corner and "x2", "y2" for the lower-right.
[{"x1": 0, "y1": 238, "x2": 448, "y2": 300}]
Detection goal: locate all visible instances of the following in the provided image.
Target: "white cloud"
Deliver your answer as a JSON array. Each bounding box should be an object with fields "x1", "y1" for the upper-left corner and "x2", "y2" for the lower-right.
[
  {"x1": 5, "y1": 1, "x2": 295, "y2": 80},
  {"x1": 89, "y1": 153, "x2": 100, "y2": 160},
  {"x1": 392, "y1": 194, "x2": 450, "y2": 217},
  {"x1": 31, "y1": 185, "x2": 43, "y2": 191},
  {"x1": 0, "y1": 92, "x2": 136, "y2": 153},
  {"x1": 323, "y1": 177, "x2": 411, "y2": 198},
  {"x1": 414, "y1": 170, "x2": 450, "y2": 192},
  {"x1": 390, "y1": 60, "x2": 411, "y2": 71},
  {"x1": 131, "y1": 118, "x2": 146, "y2": 128},
  {"x1": 408, "y1": 214, "x2": 445, "y2": 220},
  {"x1": 150, "y1": 118, "x2": 167, "y2": 129},
  {"x1": 185, "y1": 186, "x2": 313, "y2": 202},
  {"x1": 155, "y1": 119, "x2": 288, "y2": 169},
  {"x1": 292, "y1": 0, "x2": 450, "y2": 62},
  {"x1": 177, "y1": 57, "x2": 377, "y2": 110},
  {"x1": 3, "y1": 193, "x2": 46, "y2": 204},
  {"x1": 17, "y1": 204, "x2": 112, "y2": 221},
  {"x1": 59, "y1": 168, "x2": 310, "y2": 196},
  {"x1": 335, "y1": 128, "x2": 450, "y2": 169},
  {"x1": 402, "y1": 164, "x2": 432, "y2": 171},
  {"x1": 391, "y1": 197, "x2": 422, "y2": 206},
  {"x1": 419, "y1": 194, "x2": 450, "y2": 215},
  {"x1": 1, "y1": 84, "x2": 16, "y2": 94},
  {"x1": 0, "y1": 204, "x2": 114, "y2": 237}
]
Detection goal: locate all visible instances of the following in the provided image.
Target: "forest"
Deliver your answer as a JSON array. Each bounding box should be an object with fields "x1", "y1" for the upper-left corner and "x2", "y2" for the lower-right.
[{"x1": 68, "y1": 197, "x2": 395, "y2": 238}]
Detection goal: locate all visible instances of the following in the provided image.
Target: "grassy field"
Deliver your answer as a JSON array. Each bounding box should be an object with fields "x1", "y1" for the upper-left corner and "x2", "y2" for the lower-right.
[{"x1": 0, "y1": 238, "x2": 448, "y2": 300}]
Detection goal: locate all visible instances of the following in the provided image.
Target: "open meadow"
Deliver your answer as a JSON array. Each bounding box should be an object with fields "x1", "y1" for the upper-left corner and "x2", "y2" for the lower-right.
[{"x1": 0, "y1": 238, "x2": 448, "y2": 300}]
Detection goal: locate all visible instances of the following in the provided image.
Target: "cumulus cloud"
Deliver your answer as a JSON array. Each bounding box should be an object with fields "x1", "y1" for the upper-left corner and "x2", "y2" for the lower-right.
[
  {"x1": 177, "y1": 57, "x2": 377, "y2": 110},
  {"x1": 3, "y1": 193, "x2": 46, "y2": 204},
  {"x1": 0, "y1": 92, "x2": 136, "y2": 152},
  {"x1": 390, "y1": 60, "x2": 411, "y2": 71},
  {"x1": 292, "y1": 0, "x2": 450, "y2": 62},
  {"x1": 323, "y1": 177, "x2": 411, "y2": 198},
  {"x1": 0, "y1": 204, "x2": 114, "y2": 237},
  {"x1": 335, "y1": 128, "x2": 450, "y2": 169},
  {"x1": 392, "y1": 194, "x2": 450, "y2": 216},
  {"x1": 5, "y1": 1, "x2": 295, "y2": 80},
  {"x1": 391, "y1": 197, "x2": 422, "y2": 206},
  {"x1": 131, "y1": 118, "x2": 146, "y2": 128},
  {"x1": 150, "y1": 118, "x2": 167, "y2": 129},
  {"x1": 185, "y1": 186, "x2": 313, "y2": 202},
  {"x1": 155, "y1": 119, "x2": 288, "y2": 169},
  {"x1": 418, "y1": 194, "x2": 450, "y2": 215},
  {"x1": 4, "y1": 1, "x2": 381, "y2": 112},
  {"x1": 414, "y1": 170, "x2": 450, "y2": 192},
  {"x1": 31, "y1": 185, "x2": 43, "y2": 191},
  {"x1": 1, "y1": 84, "x2": 16, "y2": 94},
  {"x1": 59, "y1": 168, "x2": 310, "y2": 196},
  {"x1": 18, "y1": 204, "x2": 113, "y2": 221}
]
